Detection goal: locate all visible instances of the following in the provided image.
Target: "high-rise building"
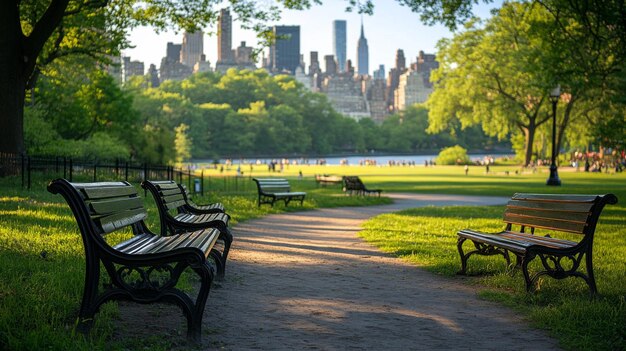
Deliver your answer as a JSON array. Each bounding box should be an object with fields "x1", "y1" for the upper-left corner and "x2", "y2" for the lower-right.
[
  {"x1": 324, "y1": 55, "x2": 337, "y2": 75},
  {"x1": 180, "y1": 31, "x2": 204, "y2": 68},
  {"x1": 333, "y1": 20, "x2": 347, "y2": 72},
  {"x1": 395, "y1": 49, "x2": 406, "y2": 70},
  {"x1": 269, "y1": 25, "x2": 300, "y2": 74},
  {"x1": 373, "y1": 65, "x2": 385, "y2": 80},
  {"x1": 308, "y1": 51, "x2": 321, "y2": 75},
  {"x1": 356, "y1": 22, "x2": 369, "y2": 76},
  {"x1": 165, "y1": 42, "x2": 182, "y2": 63},
  {"x1": 217, "y1": 9, "x2": 234, "y2": 63},
  {"x1": 387, "y1": 49, "x2": 408, "y2": 110}
]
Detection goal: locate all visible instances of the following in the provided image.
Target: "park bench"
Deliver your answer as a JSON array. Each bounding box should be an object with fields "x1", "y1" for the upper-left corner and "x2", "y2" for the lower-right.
[
  {"x1": 342, "y1": 176, "x2": 382, "y2": 196},
  {"x1": 141, "y1": 180, "x2": 232, "y2": 276},
  {"x1": 315, "y1": 174, "x2": 343, "y2": 186},
  {"x1": 457, "y1": 193, "x2": 618, "y2": 294},
  {"x1": 252, "y1": 178, "x2": 306, "y2": 207},
  {"x1": 47, "y1": 179, "x2": 222, "y2": 342}
]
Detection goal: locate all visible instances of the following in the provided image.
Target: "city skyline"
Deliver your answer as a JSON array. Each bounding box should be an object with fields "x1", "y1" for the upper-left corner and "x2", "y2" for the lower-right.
[{"x1": 125, "y1": 1, "x2": 500, "y2": 75}]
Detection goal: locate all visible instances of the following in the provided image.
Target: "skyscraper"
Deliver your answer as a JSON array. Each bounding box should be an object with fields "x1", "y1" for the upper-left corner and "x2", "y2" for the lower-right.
[
  {"x1": 269, "y1": 25, "x2": 300, "y2": 74},
  {"x1": 165, "y1": 42, "x2": 182, "y2": 63},
  {"x1": 333, "y1": 20, "x2": 347, "y2": 72},
  {"x1": 218, "y1": 9, "x2": 234, "y2": 63},
  {"x1": 356, "y1": 21, "x2": 369, "y2": 76},
  {"x1": 180, "y1": 31, "x2": 204, "y2": 68}
]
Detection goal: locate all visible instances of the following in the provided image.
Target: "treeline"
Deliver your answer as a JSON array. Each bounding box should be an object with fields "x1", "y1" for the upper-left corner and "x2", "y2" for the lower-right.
[{"x1": 25, "y1": 61, "x2": 507, "y2": 164}]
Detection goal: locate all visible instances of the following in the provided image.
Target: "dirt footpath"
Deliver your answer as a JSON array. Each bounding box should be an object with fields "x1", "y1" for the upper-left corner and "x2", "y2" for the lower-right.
[{"x1": 194, "y1": 193, "x2": 560, "y2": 350}]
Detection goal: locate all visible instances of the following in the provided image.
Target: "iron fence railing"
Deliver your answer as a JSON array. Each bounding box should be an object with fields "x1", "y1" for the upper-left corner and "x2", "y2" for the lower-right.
[{"x1": 0, "y1": 153, "x2": 253, "y2": 195}]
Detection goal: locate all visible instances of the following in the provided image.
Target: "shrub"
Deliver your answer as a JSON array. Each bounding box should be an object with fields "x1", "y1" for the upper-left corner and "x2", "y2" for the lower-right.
[{"x1": 436, "y1": 145, "x2": 471, "y2": 165}]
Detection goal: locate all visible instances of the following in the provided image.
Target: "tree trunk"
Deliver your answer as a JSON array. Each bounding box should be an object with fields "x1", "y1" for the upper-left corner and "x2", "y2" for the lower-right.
[
  {"x1": 0, "y1": 1, "x2": 25, "y2": 155},
  {"x1": 523, "y1": 117, "x2": 537, "y2": 167}
]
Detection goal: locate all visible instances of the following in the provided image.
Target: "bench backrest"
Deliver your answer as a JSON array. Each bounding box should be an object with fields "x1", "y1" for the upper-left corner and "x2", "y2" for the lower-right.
[
  {"x1": 343, "y1": 176, "x2": 364, "y2": 190},
  {"x1": 47, "y1": 179, "x2": 148, "y2": 250},
  {"x1": 253, "y1": 178, "x2": 291, "y2": 193},
  {"x1": 504, "y1": 193, "x2": 618, "y2": 237},
  {"x1": 142, "y1": 180, "x2": 186, "y2": 211}
]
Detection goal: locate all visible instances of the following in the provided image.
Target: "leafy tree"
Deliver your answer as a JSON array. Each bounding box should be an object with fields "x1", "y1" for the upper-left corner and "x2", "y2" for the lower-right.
[{"x1": 427, "y1": 4, "x2": 564, "y2": 166}]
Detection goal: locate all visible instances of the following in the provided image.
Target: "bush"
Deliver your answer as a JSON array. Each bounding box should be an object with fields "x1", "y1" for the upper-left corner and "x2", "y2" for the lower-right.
[{"x1": 436, "y1": 145, "x2": 471, "y2": 165}]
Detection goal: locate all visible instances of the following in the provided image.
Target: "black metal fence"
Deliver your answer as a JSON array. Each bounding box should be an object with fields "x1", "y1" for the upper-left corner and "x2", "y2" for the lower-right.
[{"x1": 0, "y1": 153, "x2": 211, "y2": 192}]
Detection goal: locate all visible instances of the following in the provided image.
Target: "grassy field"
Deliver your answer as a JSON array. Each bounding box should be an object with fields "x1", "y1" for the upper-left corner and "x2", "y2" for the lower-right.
[{"x1": 0, "y1": 164, "x2": 624, "y2": 350}]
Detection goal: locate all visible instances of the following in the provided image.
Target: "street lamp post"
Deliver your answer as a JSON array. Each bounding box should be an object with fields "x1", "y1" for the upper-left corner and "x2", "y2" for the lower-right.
[{"x1": 547, "y1": 85, "x2": 562, "y2": 186}]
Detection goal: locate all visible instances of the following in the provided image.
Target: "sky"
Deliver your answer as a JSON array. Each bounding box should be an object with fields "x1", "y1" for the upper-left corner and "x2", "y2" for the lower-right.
[{"x1": 125, "y1": 1, "x2": 501, "y2": 75}]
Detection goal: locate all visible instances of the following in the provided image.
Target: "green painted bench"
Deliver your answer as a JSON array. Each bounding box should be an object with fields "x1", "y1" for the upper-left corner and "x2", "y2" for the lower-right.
[
  {"x1": 48, "y1": 179, "x2": 221, "y2": 342},
  {"x1": 457, "y1": 193, "x2": 618, "y2": 294}
]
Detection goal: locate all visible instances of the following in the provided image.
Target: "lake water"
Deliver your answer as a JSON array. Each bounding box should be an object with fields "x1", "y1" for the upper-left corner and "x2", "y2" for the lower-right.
[{"x1": 214, "y1": 153, "x2": 512, "y2": 166}]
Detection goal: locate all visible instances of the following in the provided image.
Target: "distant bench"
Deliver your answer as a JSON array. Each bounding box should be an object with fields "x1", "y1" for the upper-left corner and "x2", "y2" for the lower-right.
[
  {"x1": 315, "y1": 174, "x2": 343, "y2": 186},
  {"x1": 457, "y1": 193, "x2": 617, "y2": 294},
  {"x1": 48, "y1": 179, "x2": 222, "y2": 342},
  {"x1": 252, "y1": 178, "x2": 306, "y2": 207},
  {"x1": 342, "y1": 176, "x2": 382, "y2": 196}
]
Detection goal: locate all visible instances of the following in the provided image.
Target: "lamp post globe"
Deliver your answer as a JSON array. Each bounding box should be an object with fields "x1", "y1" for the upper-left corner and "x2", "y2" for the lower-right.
[{"x1": 547, "y1": 85, "x2": 562, "y2": 186}]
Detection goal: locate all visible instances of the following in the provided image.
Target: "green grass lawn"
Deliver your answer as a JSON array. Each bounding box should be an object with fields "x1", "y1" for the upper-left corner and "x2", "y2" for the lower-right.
[{"x1": 0, "y1": 165, "x2": 624, "y2": 350}]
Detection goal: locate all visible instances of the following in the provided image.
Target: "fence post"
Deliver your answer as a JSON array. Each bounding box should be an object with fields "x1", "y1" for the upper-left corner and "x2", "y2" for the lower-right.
[
  {"x1": 187, "y1": 166, "x2": 191, "y2": 193},
  {"x1": 27, "y1": 156, "x2": 31, "y2": 190},
  {"x1": 201, "y1": 169, "x2": 204, "y2": 196},
  {"x1": 115, "y1": 159, "x2": 119, "y2": 177},
  {"x1": 69, "y1": 158, "x2": 73, "y2": 182},
  {"x1": 93, "y1": 162, "x2": 97, "y2": 182},
  {"x1": 144, "y1": 163, "x2": 148, "y2": 182},
  {"x1": 55, "y1": 156, "x2": 59, "y2": 173},
  {"x1": 125, "y1": 161, "x2": 129, "y2": 181},
  {"x1": 21, "y1": 154, "x2": 25, "y2": 188},
  {"x1": 63, "y1": 157, "x2": 67, "y2": 179}
]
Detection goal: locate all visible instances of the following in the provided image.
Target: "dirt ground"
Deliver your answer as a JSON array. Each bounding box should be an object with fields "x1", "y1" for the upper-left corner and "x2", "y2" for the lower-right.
[{"x1": 114, "y1": 193, "x2": 561, "y2": 350}]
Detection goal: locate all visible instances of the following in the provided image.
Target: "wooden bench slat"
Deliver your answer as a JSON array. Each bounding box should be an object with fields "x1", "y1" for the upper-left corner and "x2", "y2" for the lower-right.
[
  {"x1": 81, "y1": 185, "x2": 137, "y2": 199},
  {"x1": 97, "y1": 208, "x2": 148, "y2": 234},
  {"x1": 511, "y1": 193, "x2": 601, "y2": 203},
  {"x1": 505, "y1": 207, "x2": 590, "y2": 221},
  {"x1": 89, "y1": 197, "x2": 144, "y2": 215},
  {"x1": 500, "y1": 232, "x2": 577, "y2": 249},
  {"x1": 503, "y1": 213, "x2": 587, "y2": 233},
  {"x1": 163, "y1": 193, "x2": 185, "y2": 203},
  {"x1": 506, "y1": 199, "x2": 595, "y2": 213}
]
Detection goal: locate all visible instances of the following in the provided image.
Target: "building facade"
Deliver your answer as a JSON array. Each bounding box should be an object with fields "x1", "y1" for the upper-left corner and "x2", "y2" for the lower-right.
[
  {"x1": 333, "y1": 20, "x2": 347, "y2": 73},
  {"x1": 180, "y1": 31, "x2": 204, "y2": 68},
  {"x1": 217, "y1": 9, "x2": 234, "y2": 63},
  {"x1": 269, "y1": 25, "x2": 301, "y2": 74}
]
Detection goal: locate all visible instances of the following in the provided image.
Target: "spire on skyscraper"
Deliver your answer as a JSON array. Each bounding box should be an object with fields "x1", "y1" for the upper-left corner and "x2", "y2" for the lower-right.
[{"x1": 357, "y1": 17, "x2": 369, "y2": 76}]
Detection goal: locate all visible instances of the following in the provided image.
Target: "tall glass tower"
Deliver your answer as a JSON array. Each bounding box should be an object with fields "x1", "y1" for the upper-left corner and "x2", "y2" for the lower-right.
[
  {"x1": 333, "y1": 20, "x2": 347, "y2": 73},
  {"x1": 269, "y1": 25, "x2": 300, "y2": 74},
  {"x1": 357, "y1": 21, "x2": 369, "y2": 75}
]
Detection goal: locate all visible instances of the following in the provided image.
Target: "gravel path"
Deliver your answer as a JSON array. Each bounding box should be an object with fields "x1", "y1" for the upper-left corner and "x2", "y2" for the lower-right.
[
  {"x1": 113, "y1": 193, "x2": 561, "y2": 349},
  {"x1": 196, "y1": 193, "x2": 560, "y2": 350}
]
